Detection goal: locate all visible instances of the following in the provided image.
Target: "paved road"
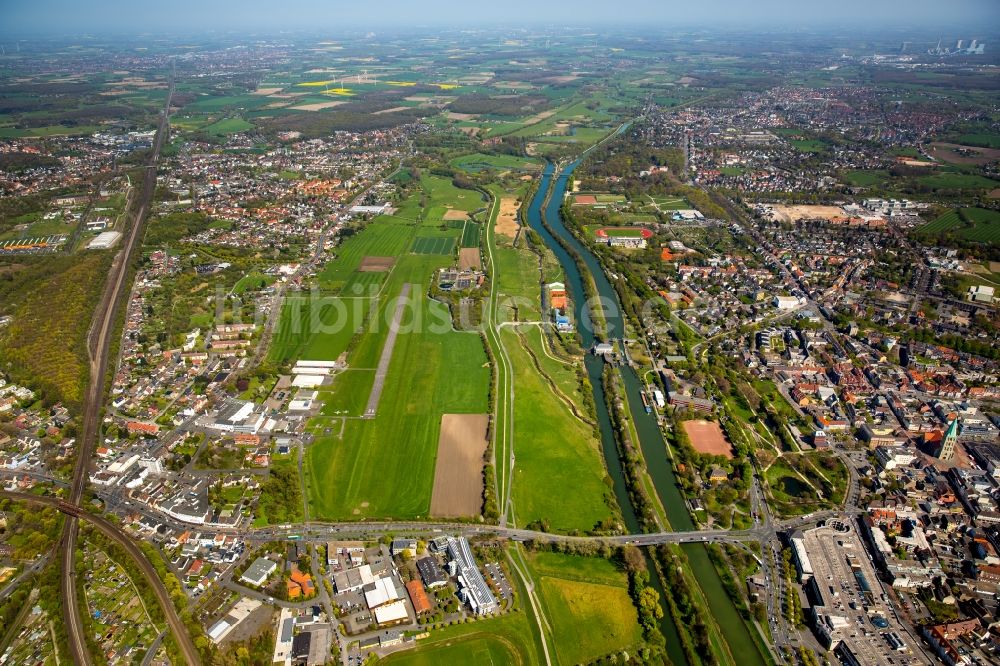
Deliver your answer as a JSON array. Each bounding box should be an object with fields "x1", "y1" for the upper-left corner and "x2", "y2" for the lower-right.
[{"x1": 0, "y1": 550, "x2": 51, "y2": 599}]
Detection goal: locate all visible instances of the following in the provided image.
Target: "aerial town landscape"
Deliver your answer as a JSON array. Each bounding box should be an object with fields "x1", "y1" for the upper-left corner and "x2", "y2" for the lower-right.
[{"x1": 0, "y1": 0, "x2": 999, "y2": 664}]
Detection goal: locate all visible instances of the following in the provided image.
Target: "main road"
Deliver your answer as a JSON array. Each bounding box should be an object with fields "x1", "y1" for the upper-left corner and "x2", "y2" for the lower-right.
[{"x1": 52, "y1": 67, "x2": 201, "y2": 666}]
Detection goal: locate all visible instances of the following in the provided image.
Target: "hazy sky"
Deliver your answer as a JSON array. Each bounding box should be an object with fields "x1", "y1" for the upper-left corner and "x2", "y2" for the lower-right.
[{"x1": 2, "y1": 0, "x2": 998, "y2": 34}]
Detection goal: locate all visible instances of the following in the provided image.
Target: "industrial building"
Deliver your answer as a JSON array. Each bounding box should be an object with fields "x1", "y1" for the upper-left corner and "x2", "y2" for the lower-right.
[
  {"x1": 446, "y1": 537, "x2": 498, "y2": 616},
  {"x1": 88, "y1": 230, "x2": 122, "y2": 250}
]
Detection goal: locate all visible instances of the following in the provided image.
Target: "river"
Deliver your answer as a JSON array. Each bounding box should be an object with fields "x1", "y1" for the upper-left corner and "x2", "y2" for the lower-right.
[{"x1": 524, "y1": 157, "x2": 767, "y2": 666}]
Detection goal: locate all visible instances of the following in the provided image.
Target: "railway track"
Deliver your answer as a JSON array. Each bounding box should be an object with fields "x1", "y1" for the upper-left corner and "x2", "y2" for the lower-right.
[{"x1": 52, "y1": 68, "x2": 201, "y2": 666}]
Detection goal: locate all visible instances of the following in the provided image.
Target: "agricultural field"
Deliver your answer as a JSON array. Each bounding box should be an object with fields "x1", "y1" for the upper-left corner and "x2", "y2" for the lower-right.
[
  {"x1": 317, "y1": 221, "x2": 413, "y2": 290},
  {"x1": 917, "y1": 208, "x2": 1000, "y2": 244},
  {"x1": 526, "y1": 550, "x2": 644, "y2": 664}
]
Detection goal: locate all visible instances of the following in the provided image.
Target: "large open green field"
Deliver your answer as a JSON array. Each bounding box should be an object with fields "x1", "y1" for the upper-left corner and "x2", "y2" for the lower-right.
[
  {"x1": 917, "y1": 208, "x2": 1000, "y2": 244},
  {"x1": 268, "y1": 296, "x2": 373, "y2": 363},
  {"x1": 306, "y1": 289, "x2": 489, "y2": 519},
  {"x1": 504, "y1": 326, "x2": 615, "y2": 533},
  {"x1": 789, "y1": 138, "x2": 827, "y2": 153},
  {"x1": 202, "y1": 116, "x2": 254, "y2": 135},
  {"x1": 955, "y1": 133, "x2": 1000, "y2": 149},
  {"x1": 317, "y1": 221, "x2": 413, "y2": 290},
  {"x1": 918, "y1": 172, "x2": 998, "y2": 191},
  {"x1": 450, "y1": 152, "x2": 542, "y2": 174},
  {"x1": 303, "y1": 174, "x2": 490, "y2": 520},
  {"x1": 526, "y1": 550, "x2": 643, "y2": 664},
  {"x1": 844, "y1": 170, "x2": 889, "y2": 187}
]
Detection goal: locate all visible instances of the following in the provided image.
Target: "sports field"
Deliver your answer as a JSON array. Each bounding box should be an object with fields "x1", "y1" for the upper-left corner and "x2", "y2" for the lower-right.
[
  {"x1": 527, "y1": 550, "x2": 643, "y2": 664},
  {"x1": 593, "y1": 226, "x2": 653, "y2": 239},
  {"x1": 683, "y1": 419, "x2": 734, "y2": 459},
  {"x1": 411, "y1": 236, "x2": 456, "y2": 255},
  {"x1": 917, "y1": 208, "x2": 1000, "y2": 244}
]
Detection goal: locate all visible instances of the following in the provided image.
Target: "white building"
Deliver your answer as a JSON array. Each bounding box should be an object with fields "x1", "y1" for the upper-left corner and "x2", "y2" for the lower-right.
[
  {"x1": 968, "y1": 285, "x2": 994, "y2": 304},
  {"x1": 87, "y1": 230, "x2": 122, "y2": 250},
  {"x1": 773, "y1": 295, "x2": 800, "y2": 310},
  {"x1": 875, "y1": 446, "x2": 916, "y2": 471},
  {"x1": 373, "y1": 600, "x2": 408, "y2": 625},
  {"x1": 364, "y1": 576, "x2": 399, "y2": 609}
]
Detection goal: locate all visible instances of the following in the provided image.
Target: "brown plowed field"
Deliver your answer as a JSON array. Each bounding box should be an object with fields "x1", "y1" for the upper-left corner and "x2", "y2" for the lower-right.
[
  {"x1": 494, "y1": 197, "x2": 519, "y2": 237},
  {"x1": 430, "y1": 414, "x2": 489, "y2": 517},
  {"x1": 459, "y1": 248, "x2": 481, "y2": 270}
]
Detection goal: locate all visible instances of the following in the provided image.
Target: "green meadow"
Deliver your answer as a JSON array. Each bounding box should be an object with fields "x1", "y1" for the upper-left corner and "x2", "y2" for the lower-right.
[{"x1": 527, "y1": 550, "x2": 644, "y2": 664}]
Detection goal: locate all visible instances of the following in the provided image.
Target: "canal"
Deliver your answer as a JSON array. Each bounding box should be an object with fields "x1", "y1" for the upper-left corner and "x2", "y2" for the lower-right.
[{"x1": 525, "y1": 156, "x2": 767, "y2": 666}]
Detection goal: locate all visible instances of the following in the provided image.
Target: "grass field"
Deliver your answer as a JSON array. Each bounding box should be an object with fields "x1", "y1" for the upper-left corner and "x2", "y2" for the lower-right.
[
  {"x1": 503, "y1": 327, "x2": 614, "y2": 533},
  {"x1": 790, "y1": 138, "x2": 827, "y2": 153},
  {"x1": 844, "y1": 170, "x2": 889, "y2": 187},
  {"x1": 917, "y1": 208, "x2": 1000, "y2": 244},
  {"x1": 955, "y1": 133, "x2": 1000, "y2": 149},
  {"x1": 318, "y1": 222, "x2": 413, "y2": 290},
  {"x1": 232, "y1": 271, "x2": 275, "y2": 294},
  {"x1": 380, "y1": 594, "x2": 542, "y2": 665},
  {"x1": 412, "y1": 236, "x2": 456, "y2": 255},
  {"x1": 919, "y1": 172, "x2": 998, "y2": 191},
  {"x1": 450, "y1": 152, "x2": 542, "y2": 174},
  {"x1": 306, "y1": 294, "x2": 489, "y2": 519},
  {"x1": 202, "y1": 116, "x2": 254, "y2": 135},
  {"x1": 526, "y1": 551, "x2": 643, "y2": 664},
  {"x1": 303, "y1": 174, "x2": 491, "y2": 520},
  {"x1": 268, "y1": 296, "x2": 372, "y2": 363},
  {"x1": 0, "y1": 124, "x2": 101, "y2": 138},
  {"x1": 644, "y1": 195, "x2": 690, "y2": 211}
]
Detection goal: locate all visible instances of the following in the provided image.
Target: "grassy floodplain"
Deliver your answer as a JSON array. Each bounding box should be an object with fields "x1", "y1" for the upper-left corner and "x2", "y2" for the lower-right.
[{"x1": 502, "y1": 325, "x2": 613, "y2": 533}]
